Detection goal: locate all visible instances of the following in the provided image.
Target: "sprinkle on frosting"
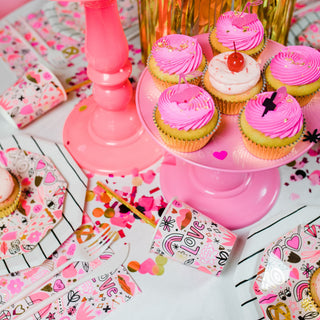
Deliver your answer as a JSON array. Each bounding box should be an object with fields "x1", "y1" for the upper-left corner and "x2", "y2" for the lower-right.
[
  {"x1": 245, "y1": 92, "x2": 304, "y2": 139},
  {"x1": 215, "y1": 11, "x2": 264, "y2": 51},
  {"x1": 0, "y1": 168, "x2": 14, "y2": 202},
  {"x1": 208, "y1": 52, "x2": 260, "y2": 95},
  {"x1": 270, "y1": 46, "x2": 320, "y2": 85},
  {"x1": 151, "y1": 34, "x2": 203, "y2": 75},
  {"x1": 158, "y1": 84, "x2": 215, "y2": 131}
]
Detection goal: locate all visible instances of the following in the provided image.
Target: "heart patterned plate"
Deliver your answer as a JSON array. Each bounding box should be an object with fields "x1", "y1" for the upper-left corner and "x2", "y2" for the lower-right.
[
  {"x1": 253, "y1": 223, "x2": 320, "y2": 319},
  {"x1": 0, "y1": 134, "x2": 87, "y2": 275}
]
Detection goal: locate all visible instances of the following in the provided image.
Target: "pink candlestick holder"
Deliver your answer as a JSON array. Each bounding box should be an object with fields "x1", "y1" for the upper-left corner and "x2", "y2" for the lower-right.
[{"x1": 61, "y1": 0, "x2": 163, "y2": 175}]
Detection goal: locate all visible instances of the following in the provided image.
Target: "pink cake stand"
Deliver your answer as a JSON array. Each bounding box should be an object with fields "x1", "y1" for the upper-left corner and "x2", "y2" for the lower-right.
[
  {"x1": 136, "y1": 34, "x2": 320, "y2": 230},
  {"x1": 61, "y1": 0, "x2": 163, "y2": 175}
]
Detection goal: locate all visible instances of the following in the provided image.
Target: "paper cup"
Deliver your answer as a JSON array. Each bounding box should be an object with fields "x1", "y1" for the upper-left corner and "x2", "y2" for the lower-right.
[
  {"x1": 150, "y1": 198, "x2": 237, "y2": 276},
  {"x1": 0, "y1": 63, "x2": 67, "y2": 128}
]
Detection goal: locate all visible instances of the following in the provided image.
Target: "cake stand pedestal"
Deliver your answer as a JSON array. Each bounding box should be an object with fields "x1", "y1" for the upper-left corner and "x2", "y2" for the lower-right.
[
  {"x1": 62, "y1": 0, "x2": 163, "y2": 175},
  {"x1": 160, "y1": 157, "x2": 280, "y2": 230},
  {"x1": 136, "y1": 36, "x2": 319, "y2": 230}
]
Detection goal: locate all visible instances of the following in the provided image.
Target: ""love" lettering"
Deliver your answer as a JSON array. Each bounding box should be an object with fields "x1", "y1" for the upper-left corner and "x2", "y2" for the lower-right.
[
  {"x1": 100, "y1": 277, "x2": 118, "y2": 297},
  {"x1": 180, "y1": 221, "x2": 205, "y2": 255}
]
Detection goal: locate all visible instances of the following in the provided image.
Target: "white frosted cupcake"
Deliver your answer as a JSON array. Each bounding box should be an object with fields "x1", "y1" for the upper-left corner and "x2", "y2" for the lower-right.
[{"x1": 203, "y1": 51, "x2": 264, "y2": 114}]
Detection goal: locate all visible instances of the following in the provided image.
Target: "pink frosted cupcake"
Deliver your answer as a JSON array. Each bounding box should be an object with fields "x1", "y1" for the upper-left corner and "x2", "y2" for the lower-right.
[
  {"x1": 239, "y1": 88, "x2": 305, "y2": 160},
  {"x1": 153, "y1": 84, "x2": 221, "y2": 152},
  {"x1": 147, "y1": 34, "x2": 207, "y2": 91},
  {"x1": 209, "y1": 10, "x2": 265, "y2": 58},
  {"x1": 264, "y1": 45, "x2": 320, "y2": 107}
]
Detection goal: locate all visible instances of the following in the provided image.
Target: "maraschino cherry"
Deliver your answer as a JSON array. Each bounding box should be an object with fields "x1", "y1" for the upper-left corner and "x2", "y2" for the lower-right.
[{"x1": 227, "y1": 42, "x2": 245, "y2": 72}]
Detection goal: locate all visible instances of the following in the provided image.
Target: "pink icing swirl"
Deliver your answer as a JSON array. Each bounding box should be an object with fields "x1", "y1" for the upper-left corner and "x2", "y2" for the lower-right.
[
  {"x1": 270, "y1": 46, "x2": 320, "y2": 85},
  {"x1": 151, "y1": 34, "x2": 203, "y2": 75},
  {"x1": 245, "y1": 92, "x2": 303, "y2": 138},
  {"x1": 158, "y1": 84, "x2": 215, "y2": 131},
  {"x1": 215, "y1": 11, "x2": 264, "y2": 51}
]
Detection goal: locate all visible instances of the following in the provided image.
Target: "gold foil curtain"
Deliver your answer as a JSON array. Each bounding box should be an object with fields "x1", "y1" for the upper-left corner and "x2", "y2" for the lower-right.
[{"x1": 137, "y1": 0, "x2": 296, "y2": 64}]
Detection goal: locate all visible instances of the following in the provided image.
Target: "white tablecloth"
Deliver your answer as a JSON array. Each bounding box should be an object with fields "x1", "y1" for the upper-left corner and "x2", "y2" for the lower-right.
[{"x1": 1, "y1": 1, "x2": 320, "y2": 319}]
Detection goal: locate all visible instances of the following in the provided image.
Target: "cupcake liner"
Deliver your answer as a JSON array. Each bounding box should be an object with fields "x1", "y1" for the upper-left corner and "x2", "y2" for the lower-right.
[
  {"x1": 308, "y1": 268, "x2": 320, "y2": 311},
  {"x1": 209, "y1": 28, "x2": 267, "y2": 60},
  {"x1": 208, "y1": 30, "x2": 220, "y2": 58},
  {"x1": 208, "y1": 95, "x2": 247, "y2": 115},
  {"x1": 202, "y1": 71, "x2": 266, "y2": 115},
  {"x1": 153, "y1": 106, "x2": 221, "y2": 153},
  {"x1": 147, "y1": 54, "x2": 207, "y2": 92},
  {"x1": 263, "y1": 58, "x2": 320, "y2": 107},
  {"x1": 238, "y1": 107, "x2": 306, "y2": 160},
  {"x1": 0, "y1": 173, "x2": 21, "y2": 218}
]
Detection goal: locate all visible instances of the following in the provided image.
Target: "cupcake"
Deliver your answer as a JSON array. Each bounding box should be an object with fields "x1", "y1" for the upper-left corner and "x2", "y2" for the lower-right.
[
  {"x1": 239, "y1": 87, "x2": 305, "y2": 160},
  {"x1": 209, "y1": 10, "x2": 265, "y2": 59},
  {"x1": 309, "y1": 268, "x2": 320, "y2": 309},
  {"x1": 147, "y1": 34, "x2": 207, "y2": 92},
  {"x1": 264, "y1": 45, "x2": 320, "y2": 107},
  {"x1": 0, "y1": 168, "x2": 21, "y2": 218},
  {"x1": 153, "y1": 84, "x2": 221, "y2": 152},
  {"x1": 202, "y1": 51, "x2": 264, "y2": 114}
]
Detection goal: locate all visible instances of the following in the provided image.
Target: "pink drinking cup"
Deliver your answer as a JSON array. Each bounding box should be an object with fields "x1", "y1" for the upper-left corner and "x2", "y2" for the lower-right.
[
  {"x1": 0, "y1": 63, "x2": 66, "y2": 128},
  {"x1": 150, "y1": 198, "x2": 237, "y2": 276}
]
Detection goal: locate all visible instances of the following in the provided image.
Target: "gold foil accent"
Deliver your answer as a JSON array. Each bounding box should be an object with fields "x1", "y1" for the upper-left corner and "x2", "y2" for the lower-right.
[{"x1": 137, "y1": 0, "x2": 296, "y2": 64}]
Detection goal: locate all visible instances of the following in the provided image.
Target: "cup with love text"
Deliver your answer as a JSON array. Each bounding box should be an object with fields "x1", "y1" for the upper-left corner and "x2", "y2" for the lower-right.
[{"x1": 150, "y1": 198, "x2": 237, "y2": 276}]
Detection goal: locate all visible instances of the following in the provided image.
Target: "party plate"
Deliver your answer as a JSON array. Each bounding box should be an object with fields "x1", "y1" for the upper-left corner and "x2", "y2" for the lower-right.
[
  {"x1": 253, "y1": 223, "x2": 320, "y2": 319},
  {"x1": 0, "y1": 134, "x2": 87, "y2": 275},
  {"x1": 0, "y1": 148, "x2": 67, "y2": 260},
  {"x1": 233, "y1": 205, "x2": 320, "y2": 319}
]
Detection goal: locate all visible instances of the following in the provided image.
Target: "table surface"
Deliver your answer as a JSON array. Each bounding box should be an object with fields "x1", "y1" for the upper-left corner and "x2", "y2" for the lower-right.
[{"x1": 1, "y1": 1, "x2": 320, "y2": 320}]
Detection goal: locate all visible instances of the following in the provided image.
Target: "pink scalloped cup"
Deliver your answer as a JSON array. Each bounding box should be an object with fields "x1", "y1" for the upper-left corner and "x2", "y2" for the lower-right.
[
  {"x1": 150, "y1": 198, "x2": 237, "y2": 276},
  {"x1": 0, "y1": 63, "x2": 67, "y2": 128}
]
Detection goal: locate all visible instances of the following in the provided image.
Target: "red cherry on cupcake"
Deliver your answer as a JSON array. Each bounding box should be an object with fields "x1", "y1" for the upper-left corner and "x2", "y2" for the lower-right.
[{"x1": 227, "y1": 42, "x2": 245, "y2": 72}]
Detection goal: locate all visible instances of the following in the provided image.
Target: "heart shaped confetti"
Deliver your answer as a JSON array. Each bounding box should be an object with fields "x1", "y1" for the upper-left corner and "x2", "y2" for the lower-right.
[{"x1": 213, "y1": 151, "x2": 228, "y2": 160}]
